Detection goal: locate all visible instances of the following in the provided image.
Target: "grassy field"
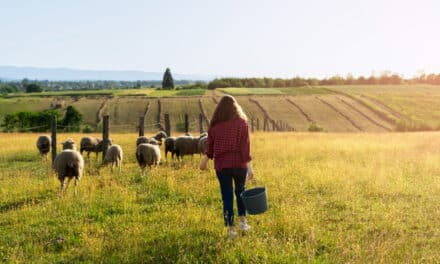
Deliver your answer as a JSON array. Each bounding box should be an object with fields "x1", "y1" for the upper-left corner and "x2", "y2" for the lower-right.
[
  {"x1": 325, "y1": 85, "x2": 440, "y2": 130},
  {"x1": 1, "y1": 132, "x2": 440, "y2": 263}
]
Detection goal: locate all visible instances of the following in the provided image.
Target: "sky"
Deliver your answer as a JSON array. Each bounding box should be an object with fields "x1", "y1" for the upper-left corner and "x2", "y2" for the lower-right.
[{"x1": 1, "y1": 0, "x2": 440, "y2": 78}]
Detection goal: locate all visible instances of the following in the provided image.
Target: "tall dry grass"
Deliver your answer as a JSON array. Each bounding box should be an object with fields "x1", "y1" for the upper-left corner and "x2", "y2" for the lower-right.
[{"x1": 1, "y1": 132, "x2": 440, "y2": 263}]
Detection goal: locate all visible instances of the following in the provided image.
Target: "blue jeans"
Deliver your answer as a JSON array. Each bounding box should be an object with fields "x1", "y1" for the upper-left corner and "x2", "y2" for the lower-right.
[{"x1": 216, "y1": 168, "x2": 247, "y2": 226}]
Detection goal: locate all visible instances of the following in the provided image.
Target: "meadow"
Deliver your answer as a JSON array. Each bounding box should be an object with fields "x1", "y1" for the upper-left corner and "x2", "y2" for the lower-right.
[{"x1": 1, "y1": 132, "x2": 440, "y2": 263}]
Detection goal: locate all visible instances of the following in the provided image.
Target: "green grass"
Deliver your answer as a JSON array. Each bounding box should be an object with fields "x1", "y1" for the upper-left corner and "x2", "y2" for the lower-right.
[
  {"x1": 149, "y1": 88, "x2": 206, "y2": 97},
  {"x1": 218, "y1": 88, "x2": 283, "y2": 95},
  {"x1": 218, "y1": 87, "x2": 333, "y2": 96},
  {"x1": 2, "y1": 132, "x2": 440, "y2": 262}
]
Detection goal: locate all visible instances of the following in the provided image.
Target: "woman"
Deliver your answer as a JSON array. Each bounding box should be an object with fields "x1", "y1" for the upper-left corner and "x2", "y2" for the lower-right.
[{"x1": 200, "y1": 95, "x2": 254, "y2": 239}]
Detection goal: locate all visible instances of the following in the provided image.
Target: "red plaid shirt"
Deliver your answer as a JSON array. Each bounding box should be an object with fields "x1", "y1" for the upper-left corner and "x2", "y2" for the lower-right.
[{"x1": 206, "y1": 117, "x2": 252, "y2": 171}]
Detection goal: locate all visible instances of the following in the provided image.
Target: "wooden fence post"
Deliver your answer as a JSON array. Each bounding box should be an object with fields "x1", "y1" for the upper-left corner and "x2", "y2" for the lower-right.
[
  {"x1": 139, "y1": 116, "x2": 144, "y2": 137},
  {"x1": 164, "y1": 113, "x2": 171, "y2": 137},
  {"x1": 51, "y1": 115, "x2": 57, "y2": 162},
  {"x1": 251, "y1": 118, "x2": 255, "y2": 133},
  {"x1": 256, "y1": 118, "x2": 260, "y2": 131},
  {"x1": 102, "y1": 115, "x2": 110, "y2": 161},
  {"x1": 184, "y1": 113, "x2": 189, "y2": 134}
]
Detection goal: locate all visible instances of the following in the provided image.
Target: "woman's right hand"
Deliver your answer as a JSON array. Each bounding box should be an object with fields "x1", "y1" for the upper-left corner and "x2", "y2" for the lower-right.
[
  {"x1": 247, "y1": 163, "x2": 254, "y2": 181},
  {"x1": 199, "y1": 156, "x2": 209, "y2": 171}
]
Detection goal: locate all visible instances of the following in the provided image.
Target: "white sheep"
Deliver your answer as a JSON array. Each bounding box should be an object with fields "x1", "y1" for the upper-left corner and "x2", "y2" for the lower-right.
[
  {"x1": 36, "y1": 135, "x2": 51, "y2": 160},
  {"x1": 136, "y1": 143, "x2": 161, "y2": 176},
  {"x1": 53, "y1": 149, "x2": 84, "y2": 197},
  {"x1": 103, "y1": 144, "x2": 123, "y2": 173}
]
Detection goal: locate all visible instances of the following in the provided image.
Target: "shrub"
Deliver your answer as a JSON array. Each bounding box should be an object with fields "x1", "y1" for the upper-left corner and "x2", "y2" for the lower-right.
[
  {"x1": 308, "y1": 122, "x2": 324, "y2": 132},
  {"x1": 82, "y1": 125, "x2": 95, "y2": 133}
]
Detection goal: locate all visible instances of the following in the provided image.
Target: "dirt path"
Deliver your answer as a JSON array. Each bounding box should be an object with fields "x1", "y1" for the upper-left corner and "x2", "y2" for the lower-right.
[{"x1": 198, "y1": 99, "x2": 210, "y2": 127}]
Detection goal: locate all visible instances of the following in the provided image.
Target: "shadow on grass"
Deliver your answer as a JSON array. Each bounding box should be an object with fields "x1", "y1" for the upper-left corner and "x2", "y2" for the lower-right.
[{"x1": 0, "y1": 189, "x2": 53, "y2": 213}]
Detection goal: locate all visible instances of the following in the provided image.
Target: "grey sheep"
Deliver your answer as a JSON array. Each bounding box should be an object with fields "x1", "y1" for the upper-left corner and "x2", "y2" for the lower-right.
[
  {"x1": 174, "y1": 136, "x2": 201, "y2": 159},
  {"x1": 165, "y1": 137, "x2": 177, "y2": 159},
  {"x1": 53, "y1": 149, "x2": 84, "y2": 197},
  {"x1": 198, "y1": 135, "x2": 208, "y2": 155},
  {"x1": 136, "y1": 136, "x2": 160, "y2": 146},
  {"x1": 36, "y1": 135, "x2": 51, "y2": 160},
  {"x1": 103, "y1": 144, "x2": 123, "y2": 173},
  {"x1": 136, "y1": 131, "x2": 168, "y2": 147},
  {"x1": 153, "y1": 131, "x2": 168, "y2": 142},
  {"x1": 80, "y1": 136, "x2": 112, "y2": 159},
  {"x1": 136, "y1": 143, "x2": 161, "y2": 176},
  {"x1": 61, "y1": 138, "x2": 76, "y2": 150}
]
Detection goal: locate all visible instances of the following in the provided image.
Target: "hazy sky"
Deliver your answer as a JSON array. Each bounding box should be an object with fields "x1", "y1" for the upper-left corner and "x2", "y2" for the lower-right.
[{"x1": 1, "y1": 0, "x2": 439, "y2": 78}]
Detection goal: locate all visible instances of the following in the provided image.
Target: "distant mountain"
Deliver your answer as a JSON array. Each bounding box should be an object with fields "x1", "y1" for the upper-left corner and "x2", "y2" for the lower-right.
[{"x1": 0, "y1": 66, "x2": 214, "y2": 81}]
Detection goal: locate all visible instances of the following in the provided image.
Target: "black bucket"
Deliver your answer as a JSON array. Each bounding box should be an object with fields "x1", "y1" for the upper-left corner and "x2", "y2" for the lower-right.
[{"x1": 240, "y1": 187, "x2": 268, "y2": 215}]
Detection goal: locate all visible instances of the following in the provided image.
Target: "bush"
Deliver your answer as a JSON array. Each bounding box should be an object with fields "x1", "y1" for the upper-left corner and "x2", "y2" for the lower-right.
[
  {"x1": 82, "y1": 125, "x2": 95, "y2": 133},
  {"x1": 394, "y1": 120, "x2": 433, "y2": 132},
  {"x1": 308, "y1": 122, "x2": 324, "y2": 132}
]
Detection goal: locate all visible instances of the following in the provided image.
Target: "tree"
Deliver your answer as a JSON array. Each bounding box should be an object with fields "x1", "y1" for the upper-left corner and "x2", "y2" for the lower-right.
[
  {"x1": 25, "y1": 83, "x2": 43, "y2": 93},
  {"x1": 162, "y1": 68, "x2": 174, "y2": 89},
  {"x1": 62, "y1": 106, "x2": 82, "y2": 132}
]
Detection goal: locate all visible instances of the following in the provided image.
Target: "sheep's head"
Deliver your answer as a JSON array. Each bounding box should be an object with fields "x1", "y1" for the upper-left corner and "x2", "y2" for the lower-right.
[
  {"x1": 154, "y1": 131, "x2": 168, "y2": 141},
  {"x1": 61, "y1": 138, "x2": 76, "y2": 150}
]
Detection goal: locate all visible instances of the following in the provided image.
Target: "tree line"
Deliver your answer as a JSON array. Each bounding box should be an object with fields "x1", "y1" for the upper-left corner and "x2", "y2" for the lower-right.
[{"x1": 207, "y1": 73, "x2": 440, "y2": 89}]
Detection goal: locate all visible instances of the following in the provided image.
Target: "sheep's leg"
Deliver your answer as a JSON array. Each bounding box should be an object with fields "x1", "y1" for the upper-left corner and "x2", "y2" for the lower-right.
[
  {"x1": 110, "y1": 162, "x2": 114, "y2": 173},
  {"x1": 74, "y1": 178, "x2": 78, "y2": 196},
  {"x1": 65, "y1": 177, "x2": 73, "y2": 194},
  {"x1": 117, "y1": 160, "x2": 121, "y2": 174},
  {"x1": 59, "y1": 178, "x2": 66, "y2": 197}
]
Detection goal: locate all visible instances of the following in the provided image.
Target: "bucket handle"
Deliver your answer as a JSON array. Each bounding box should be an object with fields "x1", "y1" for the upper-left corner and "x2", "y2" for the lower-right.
[{"x1": 247, "y1": 178, "x2": 264, "y2": 187}]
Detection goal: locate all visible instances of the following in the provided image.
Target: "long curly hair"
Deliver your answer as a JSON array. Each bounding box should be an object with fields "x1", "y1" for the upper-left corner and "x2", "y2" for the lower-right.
[{"x1": 209, "y1": 95, "x2": 247, "y2": 128}]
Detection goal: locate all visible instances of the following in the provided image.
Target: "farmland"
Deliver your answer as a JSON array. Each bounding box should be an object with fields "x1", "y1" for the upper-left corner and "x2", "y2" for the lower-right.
[
  {"x1": 2, "y1": 132, "x2": 440, "y2": 262},
  {"x1": 1, "y1": 85, "x2": 440, "y2": 133}
]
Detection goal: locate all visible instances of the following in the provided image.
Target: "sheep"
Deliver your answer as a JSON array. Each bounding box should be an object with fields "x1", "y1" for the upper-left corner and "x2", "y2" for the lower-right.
[
  {"x1": 174, "y1": 136, "x2": 201, "y2": 160},
  {"x1": 165, "y1": 137, "x2": 177, "y2": 159},
  {"x1": 136, "y1": 131, "x2": 168, "y2": 147},
  {"x1": 136, "y1": 143, "x2": 161, "y2": 176},
  {"x1": 80, "y1": 137, "x2": 112, "y2": 159},
  {"x1": 136, "y1": 136, "x2": 160, "y2": 146},
  {"x1": 103, "y1": 144, "x2": 123, "y2": 173},
  {"x1": 61, "y1": 138, "x2": 76, "y2": 150},
  {"x1": 53, "y1": 149, "x2": 84, "y2": 197},
  {"x1": 153, "y1": 131, "x2": 168, "y2": 142},
  {"x1": 36, "y1": 135, "x2": 51, "y2": 160},
  {"x1": 198, "y1": 135, "x2": 208, "y2": 155}
]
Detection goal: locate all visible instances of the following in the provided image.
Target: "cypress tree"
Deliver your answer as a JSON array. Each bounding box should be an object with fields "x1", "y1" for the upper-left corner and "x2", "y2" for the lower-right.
[{"x1": 162, "y1": 68, "x2": 174, "y2": 89}]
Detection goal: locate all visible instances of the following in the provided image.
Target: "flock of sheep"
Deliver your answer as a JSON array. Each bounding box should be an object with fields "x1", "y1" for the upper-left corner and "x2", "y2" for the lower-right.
[{"x1": 36, "y1": 131, "x2": 208, "y2": 196}]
